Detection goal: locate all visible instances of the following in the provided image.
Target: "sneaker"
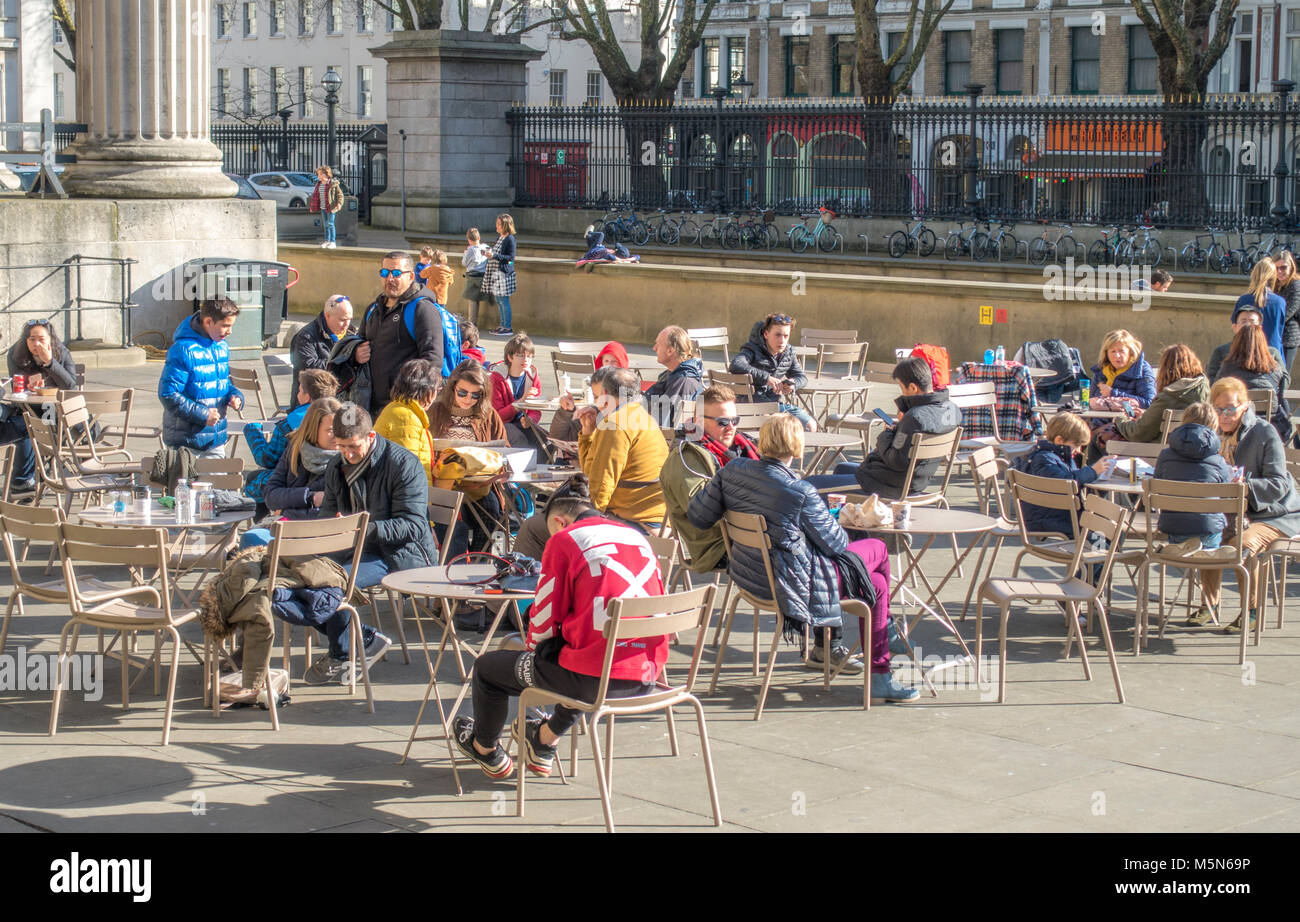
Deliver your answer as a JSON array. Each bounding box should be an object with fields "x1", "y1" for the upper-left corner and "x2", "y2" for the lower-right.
[
  {"x1": 362, "y1": 631, "x2": 391, "y2": 669},
  {"x1": 8, "y1": 480, "x2": 36, "y2": 496},
  {"x1": 523, "y1": 718, "x2": 557, "y2": 777},
  {"x1": 886, "y1": 619, "x2": 908, "y2": 656},
  {"x1": 871, "y1": 671, "x2": 921, "y2": 703},
  {"x1": 303, "y1": 654, "x2": 350, "y2": 686},
  {"x1": 452, "y1": 716, "x2": 514, "y2": 779},
  {"x1": 1223, "y1": 609, "x2": 1257, "y2": 634},
  {"x1": 806, "y1": 642, "x2": 863, "y2": 675},
  {"x1": 1185, "y1": 604, "x2": 1217, "y2": 627}
]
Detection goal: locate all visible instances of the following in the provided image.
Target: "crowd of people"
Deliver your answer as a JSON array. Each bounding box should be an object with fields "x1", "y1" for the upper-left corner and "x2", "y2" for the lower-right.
[{"x1": 8, "y1": 234, "x2": 1300, "y2": 777}]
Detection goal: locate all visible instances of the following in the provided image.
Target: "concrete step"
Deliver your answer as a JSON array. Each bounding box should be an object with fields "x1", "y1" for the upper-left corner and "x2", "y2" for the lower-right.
[{"x1": 67, "y1": 342, "x2": 147, "y2": 369}]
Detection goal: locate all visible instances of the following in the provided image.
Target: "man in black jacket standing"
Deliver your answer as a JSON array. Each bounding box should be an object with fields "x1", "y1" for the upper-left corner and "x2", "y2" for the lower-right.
[
  {"x1": 290, "y1": 294, "x2": 353, "y2": 397},
  {"x1": 355, "y1": 251, "x2": 443, "y2": 416},
  {"x1": 808, "y1": 357, "x2": 961, "y2": 499},
  {"x1": 320, "y1": 403, "x2": 438, "y2": 591}
]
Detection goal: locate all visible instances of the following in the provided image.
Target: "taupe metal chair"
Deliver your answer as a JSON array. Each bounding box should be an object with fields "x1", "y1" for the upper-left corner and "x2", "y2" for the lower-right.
[
  {"x1": 54, "y1": 393, "x2": 141, "y2": 478},
  {"x1": 556, "y1": 340, "x2": 612, "y2": 355},
  {"x1": 1136, "y1": 479, "x2": 1250, "y2": 661},
  {"x1": 262, "y1": 355, "x2": 296, "y2": 416},
  {"x1": 229, "y1": 366, "x2": 279, "y2": 421},
  {"x1": 52, "y1": 523, "x2": 204, "y2": 746},
  {"x1": 1246, "y1": 387, "x2": 1276, "y2": 419},
  {"x1": 801, "y1": 328, "x2": 858, "y2": 347},
  {"x1": 733, "y1": 402, "x2": 782, "y2": 433},
  {"x1": 705, "y1": 370, "x2": 756, "y2": 401},
  {"x1": 825, "y1": 361, "x2": 901, "y2": 453},
  {"x1": 514, "y1": 585, "x2": 722, "y2": 833},
  {"x1": 687, "y1": 326, "x2": 730, "y2": 366},
  {"x1": 0, "y1": 443, "x2": 11, "y2": 503},
  {"x1": 397, "y1": 486, "x2": 467, "y2": 678},
  {"x1": 26, "y1": 417, "x2": 124, "y2": 512},
  {"x1": 551, "y1": 351, "x2": 595, "y2": 392},
  {"x1": 976, "y1": 493, "x2": 1130, "y2": 704},
  {"x1": 63, "y1": 387, "x2": 162, "y2": 453},
  {"x1": 1259, "y1": 452, "x2": 1300, "y2": 634}
]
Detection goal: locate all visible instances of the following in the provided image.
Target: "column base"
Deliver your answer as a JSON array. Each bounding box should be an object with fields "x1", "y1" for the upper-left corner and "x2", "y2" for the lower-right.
[{"x1": 62, "y1": 137, "x2": 236, "y2": 199}]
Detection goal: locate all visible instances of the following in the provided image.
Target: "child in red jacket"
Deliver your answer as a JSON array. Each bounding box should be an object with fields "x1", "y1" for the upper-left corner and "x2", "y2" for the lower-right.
[
  {"x1": 489, "y1": 331, "x2": 541, "y2": 448},
  {"x1": 453, "y1": 491, "x2": 665, "y2": 779}
]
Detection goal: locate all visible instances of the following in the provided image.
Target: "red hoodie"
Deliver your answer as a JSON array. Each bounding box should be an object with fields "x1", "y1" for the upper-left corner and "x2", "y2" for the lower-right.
[
  {"x1": 594, "y1": 341, "x2": 629, "y2": 372},
  {"x1": 527, "y1": 516, "x2": 667, "y2": 682}
]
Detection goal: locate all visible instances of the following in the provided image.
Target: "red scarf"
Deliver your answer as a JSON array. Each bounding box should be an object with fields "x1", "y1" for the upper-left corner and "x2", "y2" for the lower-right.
[{"x1": 700, "y1": 430, "x2": 759, "y2": 468}]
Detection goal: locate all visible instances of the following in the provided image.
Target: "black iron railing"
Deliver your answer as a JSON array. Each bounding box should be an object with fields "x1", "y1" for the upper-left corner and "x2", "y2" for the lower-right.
[{"x1": 507, "y1": 88, "x2": 1300, "y2": 230}]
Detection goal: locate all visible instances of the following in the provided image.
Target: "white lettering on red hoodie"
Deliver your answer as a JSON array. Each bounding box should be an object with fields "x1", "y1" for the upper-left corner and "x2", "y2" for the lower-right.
[{"x1": 527, "y1": 516, "x2": 667, "y2": 683}]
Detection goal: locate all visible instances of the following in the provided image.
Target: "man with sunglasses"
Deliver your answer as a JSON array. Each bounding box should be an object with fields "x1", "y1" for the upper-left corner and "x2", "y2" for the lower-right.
[
  {"x1": 660, "y1": 384, "x2": 759, "y2": 573},
  {"x1": 356, "y1": 251, "x2": 444, "y2": 416}
]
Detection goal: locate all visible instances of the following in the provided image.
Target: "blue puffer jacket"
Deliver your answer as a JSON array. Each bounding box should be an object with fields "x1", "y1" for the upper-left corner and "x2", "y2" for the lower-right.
[
  {"x1": 1153, "y1": 423, "x2": 1233, "y2": 536},
  {"x1": 1090, "y1": 351, "x2": 1157, "y2": 407},
  {"x1": 158, "y1": 315, "x2": 244, "y2": 450},
  {"x1": 687, "y1": 457, "x2": 847, "y2": 629},
  {"x1": 1017, "y1": 440, "x2": 1098, "y2": 536}
]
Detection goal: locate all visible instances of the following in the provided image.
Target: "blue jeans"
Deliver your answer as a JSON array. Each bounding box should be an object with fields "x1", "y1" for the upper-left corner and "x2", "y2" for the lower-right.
[
  {"x1": 1164, "y1": 532, "x2": 1223, "y2": 549},
  {"x1": 240, "y1": 527, "x2": 272, "y2": 549},
  {"x1": 496, "y1": 295, "x2": 512, "y2": 330},
  {"x1": 346, "y1": 553, "x2": 391, "y2": 590},
  {"x1": 0, "y1": 411, "x2": 36, "y2": 484},
  {"x1": 323, "y1": 210, "x2": 336, "y2": 243},
  {"x1": 780, "y1": 402, "x2": 815, "y2": 430},
  {"x1": 805, "y1": 471, "x2": 859, "y2": 493}
]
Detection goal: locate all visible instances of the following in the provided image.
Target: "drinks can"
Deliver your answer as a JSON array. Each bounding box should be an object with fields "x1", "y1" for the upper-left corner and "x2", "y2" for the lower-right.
[
  {"x1": 11, "y1": 375, "x2": 24, "y2": 394},
  {"x1": 112, "y1": 492, "x2": 128, "y2": 518},
  {"x1": 827, "y1": 493, "x2": 847, "y2": 512}
]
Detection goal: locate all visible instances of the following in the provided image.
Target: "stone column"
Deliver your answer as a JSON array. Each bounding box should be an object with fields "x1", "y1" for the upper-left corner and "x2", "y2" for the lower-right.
[
  {"x1": 369, "y1": 30, "x2": 542, "y2": 233},
  {"x1": 62, "y1": 0, "x2": 234, "y2": 198}
]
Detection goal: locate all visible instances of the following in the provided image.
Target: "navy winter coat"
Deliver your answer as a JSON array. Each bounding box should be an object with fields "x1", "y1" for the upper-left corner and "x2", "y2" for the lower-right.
[
  {"x1": 1090, "y1": 351, "x2": 1157, "y2": 408},
  {"x1": 729, "y1": 321, "x2": 808, "y2": 403},
  {"x1": 687, "y1": 457, "x2": 847, "y2": 629},
  {"x1": 158, "y1": 315, "x2": 244, "y2": 451},
  {"x1": 1153, "y1": 424, "x2": 1234, "y2": 536},
  {"x1": 1017, "y1": 440, "x2": 1098, "y2": 536},
  {"x1": 1214, "y1": 353, "x2": 1293, "y2": 442},
  {"x1": 643, "y1": 358, "x2": 704, "y2": 426},
  {"x1": 854, "y1": 389, "x2": 962, "y2": 499},
  {"x1": 263, "y1": 449, "x2": 332, "y2": 519}
]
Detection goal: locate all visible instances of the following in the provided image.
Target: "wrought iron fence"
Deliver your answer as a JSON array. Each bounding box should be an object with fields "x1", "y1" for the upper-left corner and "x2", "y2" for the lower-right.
[{"x1": 508, "y1": 87, "x2": 1300, "y2": 230}]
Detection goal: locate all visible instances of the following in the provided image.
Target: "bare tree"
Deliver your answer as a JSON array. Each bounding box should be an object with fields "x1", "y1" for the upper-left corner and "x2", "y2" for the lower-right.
[
  {"x1": 1129, "y1": 0, "x2": 1240, "y2": 98},
  {"x1": 852, "y1": 0, "x2": 954, "y2": 101},
  {"x1": 52, "y1": 0, "x2": 75, "y2": 71}
]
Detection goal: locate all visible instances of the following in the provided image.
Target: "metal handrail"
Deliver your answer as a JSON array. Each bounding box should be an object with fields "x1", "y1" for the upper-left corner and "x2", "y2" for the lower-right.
[{"x1": 0, "y1": 255, "x2": 139, "y2": 348}]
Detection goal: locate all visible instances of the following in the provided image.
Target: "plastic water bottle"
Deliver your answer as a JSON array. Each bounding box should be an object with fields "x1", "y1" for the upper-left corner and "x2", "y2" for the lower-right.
[
  {"x1": 491, "y1": 530, "x2": 507, "y2": 558},
  {"x1": 1080, "y1": 378, "x2": 1091, "y2": 409},
  {"x1": 995, "y1": 345, "x2": 1005, "y2": 365},
  {"x1": 174, "y1": 479, "x2": 192, "y2": 524},
  {"x1": 561, "y1": 372, "x2": 572, "y2": 395},
  {"x1": 583, "y1": 376, "x2": 594, "y2": 405}
]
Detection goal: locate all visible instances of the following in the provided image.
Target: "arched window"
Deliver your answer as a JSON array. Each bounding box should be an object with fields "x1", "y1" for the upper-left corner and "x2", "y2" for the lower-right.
[
  {"x1": 1207, "y1": 144, "x2": 1231, "y2": 208},
  {"x1": 811, "y1": 133, "x2": 866, "y2": 190},
  {"x1": 770, "y1": 133, "x2": 799, "y2": 207}
]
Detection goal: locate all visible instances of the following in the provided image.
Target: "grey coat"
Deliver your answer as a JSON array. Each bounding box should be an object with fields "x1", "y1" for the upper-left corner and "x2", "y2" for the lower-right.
[{"x1": 1232, "y1": 408, "x2": 1300, "y2": 536}]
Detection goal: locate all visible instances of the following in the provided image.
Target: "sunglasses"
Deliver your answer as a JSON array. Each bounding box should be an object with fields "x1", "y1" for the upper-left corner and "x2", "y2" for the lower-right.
[
  {"x1": 1214, "y1": 404, "x2": 1245, "y2": 415},
  {"x1": 455, "y1": 388, "x2": 483, "y2": 400},
  {"x1": 22, "y1": 319, "x2": 51, "y2": 332},
  {"x1": 704, "y1": 415, "x2": 741, "y2": 427},
  {"x1": 378, "y1": 268, "x2": 411, "y2": 279},
  {"x1": 768, "y1": 315, "x2": 793, "y2": 326}
]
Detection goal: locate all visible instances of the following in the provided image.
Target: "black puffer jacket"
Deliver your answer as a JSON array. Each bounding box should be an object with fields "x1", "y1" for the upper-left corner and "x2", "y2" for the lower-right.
[
  {"x1": 687, "y1": 457, "x2": 846, "y2": 629},
  {"x1": 263, "y1": 450, "x2": 330, "y2": 519},
  {"x1": 359, "y1": 281, "x2": 444, "y2": 416},
  {"x1": 643, "y1": 358, "x2": 704, "y2": 426},
  {"x1": 1279, "y1": 279, "x2": 1300, "y2": 350},
  {"x1": 729, "y1": 322, "x2": 807, "y2": 403},
  {"x1": 854, "y1": 389, "x2": 962, "y2": 498},
  {"x1": 1230, "y1": 408, "x2": 1300, "y2": 536},
  {"x1": 320, "y1": 434, "x2": 437, "y2": 572},
  {"x1": 7, "y1": 337, "x2": 79, "y2": 389},
  {"x1": 1153, "y1": 424, "x2": 1234, "y2": 536},
  {"x1": 1214, "y1": 352, "x2": 1293, "y2": 442},
  {"x1": 290, "y1": 311, "x2": 351, "y2": 397}
]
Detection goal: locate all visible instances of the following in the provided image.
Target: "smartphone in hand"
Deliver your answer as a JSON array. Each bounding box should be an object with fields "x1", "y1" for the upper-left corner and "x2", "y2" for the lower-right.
[{"x1": 873, "y1": 408, "x2": 897, "y2": 428}]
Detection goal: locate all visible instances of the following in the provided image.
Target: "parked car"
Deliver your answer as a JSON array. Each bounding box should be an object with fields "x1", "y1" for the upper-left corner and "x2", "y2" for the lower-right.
[
  {"x1": 225, "y1": 173, "x2": 263, "y2": 200},
  {"x1": 247, "y1": 171, "x2": 317, "y2": 208}
]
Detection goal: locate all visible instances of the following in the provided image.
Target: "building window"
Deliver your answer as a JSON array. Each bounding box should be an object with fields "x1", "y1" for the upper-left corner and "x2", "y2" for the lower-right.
[
  {"x1": 586, "y1": 71, "x2": 602, "y2": 106},
  {"x1": 388, "y1": 10, "x2": 397, "y2": 31},
  {"x1": 944, "y1": 31, "x2": 972, "y2": 95},
  {"x1": 1127, "y1": 25, "x2": 1157, "y2": 94},
  {"x1": 786, "y1": 36, "x2": 810, "y2": 97},
  {"x1": 298, "y1": 66, "x2": 314, "y2": 117},
  {"x1": 299, "y1": 0, "x2": 314, "y2": 35},
  {"x1": 271, "y1": 67, "x2": 288, "y2": 112},
  {"x1": 701, "y1": 37, "x2": 721, "y2": 94},
  {"x1": 215, "y1": 3, "x2": 230, "y2": 38},
  {"x1": 1236, "y1": 13, "x2": 1254, "y2": 93},
  {"x1": 1071, "y1": 27, "x2": 1100, "y2": 94},
  {"x1": 886, "y1": 32, "x2": 906, "y2": 87},
  {"x1": 358, "y1": 0, "x2": 374, "y2": 32},
  {"x1": 549, "y1": 69, "x2": 567, "y2": 106},
  {"x1": 995, "y1": 29, "x2": 1023, "y2": 95},
  {"x1": 832, "y1": 35, "x2": 856, "y2": 97},
  {"x1": 270, "y1": 0, "x2": 285, "y2": 35},
  {"x1": 728, "y1": 37, "x2": 747, "y2": 88},
  {"x1": 357, "y1": 65, "x2": 373, "y2": 117},
  {"x1": 1290, "y1": 11, "x2": 1300, "y2": 82},
  {"x1": 243, "y1": 1, "x2": 257, "y2": 37},
  {"x1": 243, "y1": 68, "x2": 258, "y2": 116},
  {"x1": 216, "y1": 69, "x2": 231, "y2": 117},
  {"x1": 53, "y1": 73, "x2": 65, "y2": 119},
  {"x1": 327, "y1": 0, "x2": 342, "y2": 33}
]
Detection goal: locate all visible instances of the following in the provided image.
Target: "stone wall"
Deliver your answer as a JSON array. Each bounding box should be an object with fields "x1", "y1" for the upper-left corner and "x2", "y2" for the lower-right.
[{"x1": 0, "y1": 197, "x2": 277, "y2": 354}]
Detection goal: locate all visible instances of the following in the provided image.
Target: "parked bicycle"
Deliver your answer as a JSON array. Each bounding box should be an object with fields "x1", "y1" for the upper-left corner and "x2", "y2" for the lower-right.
[
  {"x1": 1028, "y1": 222, "x2": 1079, "y2": 266},
  {"x1": 788, "y1": 206, "x2": 843, "y2": 253},
  {"x1": 723, "y1": 208, "x2": 780, "y2": 250},
  {"x1": 1087, "y1": 225, "x2": 1126, "y2": 267},
  {"x1": 983, "y1": 218, "x2": 1020, "y2": 262},
  {"x1": 887, "y1": 217, "x2": 937, "y2": 259},
  {"x1": 943, "y1": 221, "x2": 988, "y2": 261}
]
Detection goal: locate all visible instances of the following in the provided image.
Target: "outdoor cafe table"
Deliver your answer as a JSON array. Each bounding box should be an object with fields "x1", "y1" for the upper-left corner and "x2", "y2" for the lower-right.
[
  {"x1": 794, "y1": 377, "x2": 871, "y2": 423},
  {"x1": 844, "y1": 506, "x2": 996, "y2": 696},
  {"x1": 798, "y1": 430, "x2": 860, "y2": 474},
  {"x1": 386, "y1": 563, "x2": 534, "y2": 795}
]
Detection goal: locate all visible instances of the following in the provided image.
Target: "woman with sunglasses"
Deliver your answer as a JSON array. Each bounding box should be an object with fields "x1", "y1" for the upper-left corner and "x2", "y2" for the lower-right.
[
  {"x1": 1198, "y1": 377, "x2": 1300, "y2": 634},
  {"x1": 7, "y1": 318, "x2": 79, "y2": 391},
  {"x1": 428, "y1": 361, "x2": 509, "y2": 561}
]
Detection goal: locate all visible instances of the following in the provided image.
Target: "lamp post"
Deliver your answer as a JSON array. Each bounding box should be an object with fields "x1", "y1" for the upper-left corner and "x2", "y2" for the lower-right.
[
  {"x1": 1273, "y1": 80, "x2": 1295, "y2": 228},
  {"x1": 711, "y1": 86, "x2": 730, "y2": 215},
  {"x1": 278, "y1": 107, "x2": 291, "y2": 169},
  {"x1": 963, "y1": 83, "x2": 984, "y2": 219},
  {"x1": 321, "y1": 69, "x2": 343, "y2": 171}
]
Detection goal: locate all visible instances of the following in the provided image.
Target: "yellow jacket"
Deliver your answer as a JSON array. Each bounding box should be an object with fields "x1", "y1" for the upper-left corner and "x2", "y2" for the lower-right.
[
  {"x1": 578, "y1": 401, "x2": 669, "y2": 524},
  {"x1": 374, "y1": 398, "x2": 434, "y2": 484}
]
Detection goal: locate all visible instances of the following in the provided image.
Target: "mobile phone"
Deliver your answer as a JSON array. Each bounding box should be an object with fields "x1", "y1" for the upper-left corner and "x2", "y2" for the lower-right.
[
  {"x1": 1123, "y1": 404, "x2": 1137, "y2": 418},
  {"x1": 873, "y1": 408, "x2": 897, "y2": 427}
]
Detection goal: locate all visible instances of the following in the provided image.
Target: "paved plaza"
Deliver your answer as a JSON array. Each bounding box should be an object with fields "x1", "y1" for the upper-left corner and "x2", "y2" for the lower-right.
[{"x1": 1, "y1": 337, "x2": 1298, "y2": 834}]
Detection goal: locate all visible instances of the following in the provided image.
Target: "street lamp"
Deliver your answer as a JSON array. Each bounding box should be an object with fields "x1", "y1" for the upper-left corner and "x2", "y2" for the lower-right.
[
  {"x1": 321, "y1": 69, "x2": 343, "y2": 170},
  {"x1": 711, "y1": 85, "x2": 731, "y2": 215},
  {"x1": 278, "y1": 107, "x2": 291, "y2": 169}
]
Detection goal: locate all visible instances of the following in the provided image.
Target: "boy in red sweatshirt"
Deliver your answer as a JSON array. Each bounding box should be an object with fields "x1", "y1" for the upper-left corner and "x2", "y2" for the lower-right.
[{"x1": 453, "y1": 493, "x2": 665, "y2": 779}]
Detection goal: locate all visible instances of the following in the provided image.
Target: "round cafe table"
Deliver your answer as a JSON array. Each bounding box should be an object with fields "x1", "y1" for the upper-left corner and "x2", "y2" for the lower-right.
[
  {"x1": 794, "y1": 377, "x2": 871, "y2": 424},
  {"x1": 844, "y1": 506, "x2": 996, "y2": 696},
  {"x1": 384, "y1": 563, "x2": 536, "y2": 795}
]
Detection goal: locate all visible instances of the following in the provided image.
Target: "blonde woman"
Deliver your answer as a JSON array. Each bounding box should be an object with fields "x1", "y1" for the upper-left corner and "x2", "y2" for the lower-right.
[
  {"x1": 1273, "y1": 249, "x2": 1300, "y2": 372},
  {"x1": 1235, "y1": 258, "x2": 1286, "y2": 354},
  {"x1": 1089, "y1": 329, "x2": 1155, "y2": 407}
]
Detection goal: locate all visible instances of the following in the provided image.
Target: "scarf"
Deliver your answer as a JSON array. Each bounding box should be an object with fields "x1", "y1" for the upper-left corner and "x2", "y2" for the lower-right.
[
  {"x1": 700, "y1": 430, "x2": 760, "y2": 469},
  {"x1": 1102, "y1": 360, "x2": 1132, "y2": 387},
  {"x1": 1219, "y1": 428, "x2": 1240, "y2": 465},
  {"x1": 299, "y1": 441, "x2": 338, "y2": 476},
  {"x1": 342, "y1": 450, "x2": 372, "y2": 511}
]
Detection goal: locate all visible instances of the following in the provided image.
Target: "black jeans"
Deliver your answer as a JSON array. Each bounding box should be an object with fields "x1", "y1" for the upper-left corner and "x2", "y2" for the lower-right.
[{"x1": 471, "y1": 648, "x2": 652, "y2": 748}]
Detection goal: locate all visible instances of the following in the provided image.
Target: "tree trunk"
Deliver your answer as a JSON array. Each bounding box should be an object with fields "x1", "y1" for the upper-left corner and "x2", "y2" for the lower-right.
[
  {"x1": 862, "y1": 100, "x2": 908, "y2": 217},
  {"x1": 617, "y1": 98, "x2": 674, "y2": 209}
]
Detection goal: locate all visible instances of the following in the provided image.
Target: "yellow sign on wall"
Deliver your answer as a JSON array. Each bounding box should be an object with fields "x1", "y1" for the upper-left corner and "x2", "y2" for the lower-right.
[{"x1": 979, "y1": 305, "x2": 993, "y2": 325}]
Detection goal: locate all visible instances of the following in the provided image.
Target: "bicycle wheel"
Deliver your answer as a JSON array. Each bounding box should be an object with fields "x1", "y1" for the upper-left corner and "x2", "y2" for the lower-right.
[
  {"x1": 1085, "y1": 239, "x2": 1106, "y2": 267},
  {"x1": 1181, "y1": 244, "x2": 1204, "y2": 271},
  {"x1": 791, "y1": 227, "x2": 811, "y2": 253},
  {"x1": 1207, "y1": 243, "x2": 1226, "y2": 273},
  {"x1": 1029, "y1": 237, "x2": 1049, "y2": 266},
  {"x1": 1056, "y1": 235, "x2": 1079, "y2": 264},
  {"x1": 888, "y1": 231, "x2": 909, "y2": 259},
  {"x1": 817, "y1": 224, "x2": 840, "y2": 252},
  {"x1": 1139, "y1": 241, "x2": 1160, "y2": 268},
  {"x1": 999, "y1": 233, "x2": 1018, "y2": 263},
  {"x1": 656, "y1": 221, "x2": 677, "y2": 245},
  {"x1": 970, "y1": 232, "x2": 989, "y2": 262},
  {"x1": 944, "y1": 234, "x2": 961, "y2": 260},
  {"x1": 763, "y1": 223, "x2": 780, "y2": 250},
  {"x1": 699, "y1": 224, "x2": 717, "y2": 249},
  {"x1": 1241, "y1": 250, "x2": 1256, "y2": 275},
  {"x1": 918, "y1": 227, "x2": 937, "y2": 257},
  {"x1": 632, "y1": 221, "x2": 651, "y2": 247},
  {"x1": 677, "y1": 219, "x2": 699, "y2": 246},
  {"x1": 721, "y1": 223, "x2": 741, "y2": 250}
]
